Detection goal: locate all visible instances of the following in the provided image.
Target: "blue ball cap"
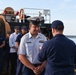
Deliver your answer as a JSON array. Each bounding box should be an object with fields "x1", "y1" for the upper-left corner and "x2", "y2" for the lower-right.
[
  {"x1": 51, "y1": 20, "x2": 64, "y2": 30},
  {"x1": 21, "y1": 26, "x2": 27, "y2": 30}
]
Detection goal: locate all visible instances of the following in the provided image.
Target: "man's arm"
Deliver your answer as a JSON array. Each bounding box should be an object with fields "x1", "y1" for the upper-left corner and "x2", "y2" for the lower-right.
[
  {"x1": 15, "y1": 42, "x2": 19, "y2": 51},
  {"x1": 9, "y1": 34, "x2": 15, "y2": 47},
  {"x1": 18, "y1": 54, "x2": 36, "y2": 70},
  {"x1": 33, "y1": 61, "x2": 46, "y2": 75},
  {"x1": 15, "y1": 34, "x2": 20, "y2": 48},
  {"x1": 40, "y1": 60, "x2": 46, "y2": 69},
  {"x1": 0, "y1": 41, "x2": 5, "y2": 48}
]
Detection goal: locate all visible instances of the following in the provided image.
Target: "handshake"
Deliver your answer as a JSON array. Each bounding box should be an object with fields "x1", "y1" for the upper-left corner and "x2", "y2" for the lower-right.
[{"x1": 32, "y1": 65, "x2": 44, "y2": 75}]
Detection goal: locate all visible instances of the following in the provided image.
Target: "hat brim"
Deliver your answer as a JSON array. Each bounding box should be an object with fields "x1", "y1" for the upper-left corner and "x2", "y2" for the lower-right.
[{"x1": 30, "y1": 20, "x2": 40, "y2": 26}]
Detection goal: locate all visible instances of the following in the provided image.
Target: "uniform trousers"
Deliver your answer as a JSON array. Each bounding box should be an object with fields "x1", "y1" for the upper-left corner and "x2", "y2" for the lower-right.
[
  {"x1": 16, "y1": 59, "x2": 23, "y2": 75},
  {"x1": 10, "y1": 53, "x2": 17, "y2": 75},
  {"x1": 0, "y1": 49, "x2": 3, "y2": 75}
]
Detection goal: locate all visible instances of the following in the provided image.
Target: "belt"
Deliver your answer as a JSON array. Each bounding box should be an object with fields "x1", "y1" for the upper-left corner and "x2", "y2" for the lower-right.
[{"x1": 33, "y1": 64, "x2": 42, "y2": 67}]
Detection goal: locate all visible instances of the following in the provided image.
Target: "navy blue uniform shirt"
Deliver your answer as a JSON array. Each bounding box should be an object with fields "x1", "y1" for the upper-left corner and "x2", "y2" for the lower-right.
[
  {"x1": 15, "y1": 33, "x2": 24, "y2": 75},
  {"x1": 16, "y1": 33, "x2": 23, "y2": 44},
  {"x1": 0, "y1": 35, "x2": 5, "y2": 75},
  {"x1": 5, "y1": 38, "x2": 10, "y2": 53},
  {"x1": 0, "y1": 35, "x2": 5, "y2": 45},
  {"x1": 38, "y1": 34, "x2": 76, "y2": 75},
  {"x1": 0, "y1": 34, "x2": 5, "y2": 50}
]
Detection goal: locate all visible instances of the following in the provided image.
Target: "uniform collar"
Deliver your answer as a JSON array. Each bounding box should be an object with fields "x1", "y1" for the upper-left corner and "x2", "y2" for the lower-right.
[
  {"x1": 36, "y1": 33, "x2": 41, "y2": 38},
  {"x1": 29, "y1": 32, "x2": 41, "y2": 39},
  {"x1": 14, "y1": 32, "x2": 19, "y2": 34},
  {"x1": 54, "y1": 34, "x2": 65, "y2": 37},
  {"x1": 29, "y1": 32, "x2": 32, "y2": 38}
]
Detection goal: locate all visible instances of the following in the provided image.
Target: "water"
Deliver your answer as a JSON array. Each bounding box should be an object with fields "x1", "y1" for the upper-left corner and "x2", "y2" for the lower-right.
[{"x1": 67, "y1": 37, "x2": 76, "y2": 44}]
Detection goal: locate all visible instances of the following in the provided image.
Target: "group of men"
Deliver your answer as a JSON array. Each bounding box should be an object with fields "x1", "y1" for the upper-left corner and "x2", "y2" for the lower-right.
[
  {"x1": 18, "y1": 18, "x2": 76, "y2": 75},
  {"x1": 0, "y1": 25, "x2": 27, "y2": 75},
  {"x1": 0, "y1": 17, "x2": 76, "y2": 75},
  {"x1": 9, "y1": 25, "x2": 28, "y2": 75}
]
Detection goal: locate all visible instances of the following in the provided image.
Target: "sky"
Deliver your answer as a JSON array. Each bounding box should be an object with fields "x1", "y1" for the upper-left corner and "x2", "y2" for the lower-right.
[{"x1": 0, "y1": 0, "x2": 76, "y2": 35}]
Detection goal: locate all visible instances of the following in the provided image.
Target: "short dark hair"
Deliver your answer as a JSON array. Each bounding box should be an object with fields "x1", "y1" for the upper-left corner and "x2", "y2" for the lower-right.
[
  {"x1": 14, "y1": 26, "x2": 19, "y2": 30},
  {"x1": 21, "y1": 26, "x2": 27, "y2": 31}
]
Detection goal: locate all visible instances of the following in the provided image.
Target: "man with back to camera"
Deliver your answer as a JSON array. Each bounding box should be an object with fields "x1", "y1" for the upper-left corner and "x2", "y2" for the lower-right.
[
  {"x1": 38, "y1": 20, "x2": 76, "y2": 75},
  {"x1": 18, "y1": 17, "x2": 47, "y2": 75}
]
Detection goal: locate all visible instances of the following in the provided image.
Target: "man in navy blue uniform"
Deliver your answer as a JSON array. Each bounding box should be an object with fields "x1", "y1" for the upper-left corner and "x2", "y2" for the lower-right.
[
  {"x1": 16, "y1": 26, "x2": 28, "y2": 75},
  {"x1": 0, "y1": 33, "x2": 5, "y2": 75},
  {"x1": 38, "y1": 20, "x2": 76, "y2": 75},
  {"x1": 16, "y1": 26, "x2": 28, "y2": 48},
  {"x1": 4, "y1": 31, "x2": 12, "y2": 75}
]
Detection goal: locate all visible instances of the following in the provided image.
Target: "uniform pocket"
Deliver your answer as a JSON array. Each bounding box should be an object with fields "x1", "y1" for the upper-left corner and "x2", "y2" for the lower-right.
[{"x1": 25, "y1": 43, "x2": 33, "y2": 55}]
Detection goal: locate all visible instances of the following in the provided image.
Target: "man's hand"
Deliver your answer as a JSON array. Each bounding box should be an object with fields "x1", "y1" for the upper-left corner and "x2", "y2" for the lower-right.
[
  {"x1": 33, "y1": 65, "x2": 44, "y2": 75},
  {"x1": 12, "y1": 46, "x2": 18, "y2": 51},
  {"x1": 33, "y1": 61, "x2": 46, "y2": 75}
]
